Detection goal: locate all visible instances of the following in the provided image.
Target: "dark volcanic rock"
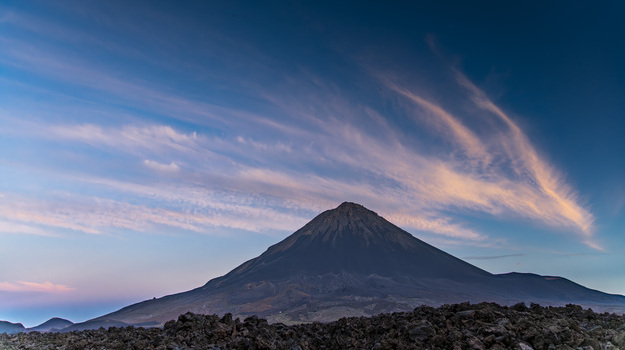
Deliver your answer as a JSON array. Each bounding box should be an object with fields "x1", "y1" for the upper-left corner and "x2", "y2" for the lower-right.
[{"x1": 3, "y1": 303, "x2": 625, "y2": 350}]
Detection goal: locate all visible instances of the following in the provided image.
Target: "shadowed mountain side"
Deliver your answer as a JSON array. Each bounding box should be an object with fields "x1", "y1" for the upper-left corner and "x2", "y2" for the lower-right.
[
  {"x1": 207, "y1": 202, "x2": 492, "y2": 287},
  {"x1": 74, "y1": 202, "x2": 625, "y2": 329}
]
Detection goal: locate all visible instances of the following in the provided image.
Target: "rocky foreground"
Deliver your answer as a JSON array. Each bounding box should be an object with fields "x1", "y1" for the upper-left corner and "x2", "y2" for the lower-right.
[{"x1": 2, "y1": 303, "x2": 625, "y2": 350}]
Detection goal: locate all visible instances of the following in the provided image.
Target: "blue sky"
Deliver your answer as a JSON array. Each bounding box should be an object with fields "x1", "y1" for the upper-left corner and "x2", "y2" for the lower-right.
[{"x1": 1, "y1": 1, "x2": 624, "y2": 327}]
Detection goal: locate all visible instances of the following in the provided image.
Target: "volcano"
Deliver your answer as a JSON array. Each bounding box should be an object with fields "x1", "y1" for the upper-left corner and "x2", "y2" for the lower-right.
[
  {"x1": 70, "y1": 202, "x2": 625, "y2": 329},
  {"x1": 211, "y1": 202, "x2": 490, "y2": 285}
]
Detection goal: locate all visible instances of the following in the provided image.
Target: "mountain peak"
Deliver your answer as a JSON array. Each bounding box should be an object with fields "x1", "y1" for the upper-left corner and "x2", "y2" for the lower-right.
[
  {"x1": 329, "y1": 202, "x2": 379, "y2": 219},
  {"x1": 209, "y1": 202, "x2": 490, "y2": 287},
  {"x1": 335, "y1": 201, "x2": 367, "y2": 211}
]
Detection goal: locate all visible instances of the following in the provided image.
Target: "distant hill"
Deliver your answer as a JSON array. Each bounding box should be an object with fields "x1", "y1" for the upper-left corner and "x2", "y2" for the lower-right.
[
  {"x1": 1, "y1": 317, "x2": 75, "y2": 334},
  {"x1": 27, "y1": 318, "x2": 74, "y2": 333},
  {"x1": 0, "y1": 321, "x2": 25, "y2": 335},
  {"x1": 62, "y1": 318, "x2": 131, "y2": 332},
  {"x1": 70, "y1": 202, "x2": 625, "y2": 329}
]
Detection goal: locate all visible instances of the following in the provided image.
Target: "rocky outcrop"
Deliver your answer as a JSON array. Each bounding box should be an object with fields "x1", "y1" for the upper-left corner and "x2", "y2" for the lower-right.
[{"x1": 2, "y1": 302, "x2": 625, "y2": 349}]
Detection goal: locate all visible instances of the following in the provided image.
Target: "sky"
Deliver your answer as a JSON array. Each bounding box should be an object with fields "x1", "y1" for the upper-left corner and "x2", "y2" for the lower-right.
[{"x1": 1, "y1": 1, "x2": 624, "y2": 327}]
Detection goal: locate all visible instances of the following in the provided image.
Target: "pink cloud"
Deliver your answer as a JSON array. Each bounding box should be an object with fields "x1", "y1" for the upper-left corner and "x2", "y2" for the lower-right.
[
  {"x1": 387, "y1": 83, "x2": 491, "y2": 164},
  {"x1": 1, "y1": 31, "x2": 598, "y2": 249},
  {"x1": 454, "y1": 71, "x2": 594, "y2": 238},
  {"x1": 0, "y1": 281, "x2": 75, "y2": 293}
]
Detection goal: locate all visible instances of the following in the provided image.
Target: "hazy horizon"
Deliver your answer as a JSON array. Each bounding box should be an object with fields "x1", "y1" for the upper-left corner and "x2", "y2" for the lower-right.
[{"x1": 1, "y1": 1, "x2": 624, "y2": 327}]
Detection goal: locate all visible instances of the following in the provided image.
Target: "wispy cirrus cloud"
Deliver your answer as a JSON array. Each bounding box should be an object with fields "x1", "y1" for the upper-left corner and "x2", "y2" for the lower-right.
[
  {"x1": 0, "y1": 11, "x2": 596, "y2": 249},
  {"x1": 385, "y1": 83, "x2": 491, "y2": 164},
  {"x1": 0, "y1": 220, "x2": 57, "y2": 237},
  {"x1": 47, "y1": 124, "x2": 202, "y2": 157},
  {"x1": 383, "y1": 213, "x2": 486, "y2": 241},
  {"x1": 370, "y1": 71, "x2": 596, "y2": 247},
  {"x1": 0, "y1": 196, "x2": 101, "y2": 235},
  {"x1": 143, "y1": 159, "x2": 180, "y2": 172},
  {"x1": 0, "y1": 281, "x2": 75, "y2": 293},
  {"x1": 235, "y1": 136, "x2": 293, "y2": 153},
  {"x1": 0, "y1": 190, "x2": 311, "y2": 236},
  {"x1": 4, "y1": 79, "x2": 596, "y2": 247},
  {"x1": 463, "y1": 253, "x2": 524, "y2": 261},
  {"x1": 454, "y1": 71, "x2": 594, "y2": 236}
]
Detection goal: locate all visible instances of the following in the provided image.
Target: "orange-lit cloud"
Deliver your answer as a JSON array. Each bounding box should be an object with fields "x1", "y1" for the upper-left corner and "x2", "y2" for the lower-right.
[
  {"x1": 454, "y1": 71, "x2": 594, "y2": 237},
  {"x1": 387, "y1": 83, "x2": 491, "y2": 164},
  {"x1": 0, "y1": 281, "x2": 75, "y2": 293},
  {"x1": 382, "y1": 213, "x2": 486, "y2": 241}
]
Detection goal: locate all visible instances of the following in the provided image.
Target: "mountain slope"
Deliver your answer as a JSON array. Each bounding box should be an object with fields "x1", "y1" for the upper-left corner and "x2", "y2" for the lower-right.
[{"x1": 77, "y1": 202, "x2": 625, "y2": 328}]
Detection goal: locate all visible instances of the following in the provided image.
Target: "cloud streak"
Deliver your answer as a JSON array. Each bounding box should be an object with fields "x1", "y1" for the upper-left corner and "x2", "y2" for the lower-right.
[
  {"x1": 0, "y1": 220, "x2": 58, "y2": 237},
  {"x1": 143, "y1": 160, "x2": 180, "y2": 172},
  {"x1": 0, "y1": 281, "x2": 75, "y2": 293},
  {"x1": 366, "y1": 72, "x2": 596, "y2": 247},
  {"x1": 463, "y1": 253, "x2": 524, "y2": 261},
  {"x1": 454, "y1": 71, "x2": 594, "y2": 236},
  {"x1": 386, "y1": 83, "x2": 491, "y2": 165},
  {"x1": 47, "y1": 124, "x2": 202, "y2": 158},
  {"x1": 0, "y1": 190, "x2": 311, "y2": 236}
]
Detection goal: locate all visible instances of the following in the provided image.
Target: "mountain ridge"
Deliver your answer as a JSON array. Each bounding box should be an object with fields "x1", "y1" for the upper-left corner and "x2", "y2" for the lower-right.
[{"x1": 60, "y1": 202, "x2": 625, "y2": 330}]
